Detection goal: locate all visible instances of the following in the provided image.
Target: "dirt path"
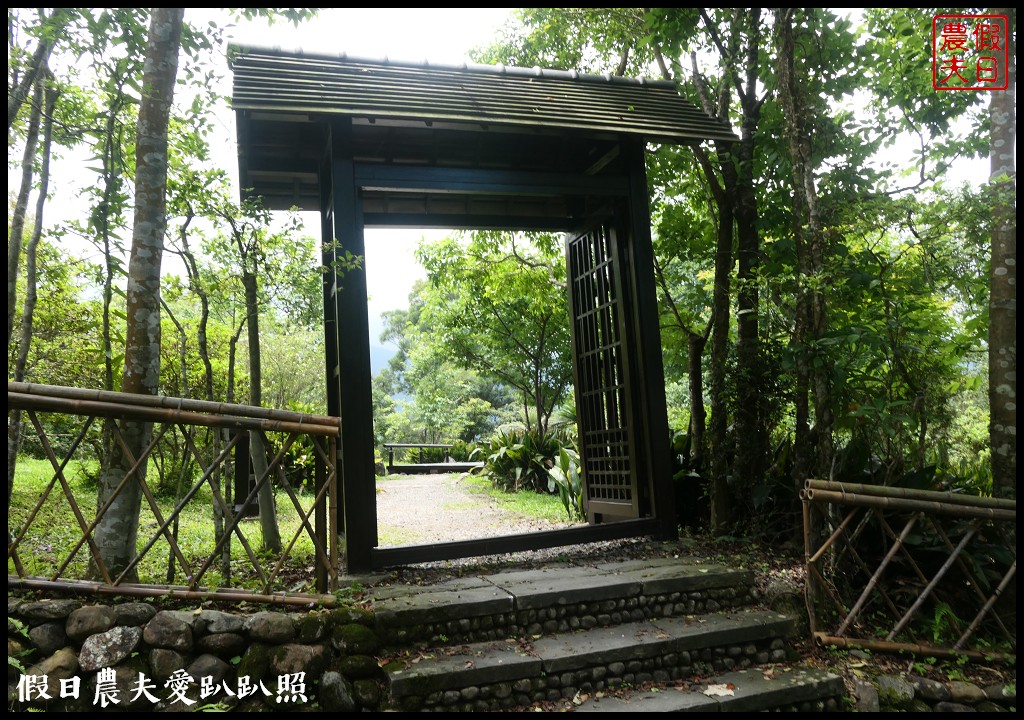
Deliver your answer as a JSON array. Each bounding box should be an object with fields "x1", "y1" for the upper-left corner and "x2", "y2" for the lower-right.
[{"x1": 374, "y1": 472, "x2": 573, "y2": 547}]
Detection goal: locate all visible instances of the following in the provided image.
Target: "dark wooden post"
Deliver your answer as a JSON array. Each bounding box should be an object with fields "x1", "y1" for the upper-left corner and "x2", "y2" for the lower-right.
[
  {"x1": 623, "y1": 139, "x2": 677, "y2": 540},
  {"x1": 326, "y1": 118, "x2": 377, "y2": 572}
]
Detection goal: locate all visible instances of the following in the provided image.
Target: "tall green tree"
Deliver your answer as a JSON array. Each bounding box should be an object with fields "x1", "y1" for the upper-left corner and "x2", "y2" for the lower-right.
[
  {"x1": 775, "y1": 7, "x2": 835, "y2": 485},
  {"x1": 417, "y1": 232, "x2": 573, "y2": 437},
  {"x1": 93, "y1": 7, "x2": 184, "y2": 580}
]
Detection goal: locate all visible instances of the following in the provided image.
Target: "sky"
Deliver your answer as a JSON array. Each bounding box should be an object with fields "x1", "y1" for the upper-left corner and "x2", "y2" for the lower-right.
[{"x1": 209, "y1": 8, "x2": 518, "y2": 368}]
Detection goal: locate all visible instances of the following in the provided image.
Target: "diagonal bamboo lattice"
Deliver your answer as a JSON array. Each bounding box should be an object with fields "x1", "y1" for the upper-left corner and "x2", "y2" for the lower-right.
[
  {"x1": 8, "y1": 382, "x2": 342, "y2": 607},
  {"x1": 802, "y1": 478, "x2": 1015, "y2": 663}
]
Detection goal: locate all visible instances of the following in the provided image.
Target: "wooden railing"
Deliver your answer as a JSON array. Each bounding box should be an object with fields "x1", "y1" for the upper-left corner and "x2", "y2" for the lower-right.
[
  {"x1": 7, "y1": 382, "x2": 341, "y2": 606},
  {"x1": 801, "y1": 478, "x2": 1015, "y2": 663}
]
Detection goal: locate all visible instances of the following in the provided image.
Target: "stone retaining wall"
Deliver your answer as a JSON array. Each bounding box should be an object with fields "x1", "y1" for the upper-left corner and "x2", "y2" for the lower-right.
[
  {"x1": 8, "y1": 596, "x2": 382, "y2": 712},
  {"x1": 855, "y1": 673, "x2": 1016, "y2": 713}
]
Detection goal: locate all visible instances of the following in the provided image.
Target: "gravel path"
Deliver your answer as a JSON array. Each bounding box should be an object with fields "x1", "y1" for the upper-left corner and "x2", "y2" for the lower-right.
[
  {"x1": 368, "y1": 472, "x2": 665, "y2": 579},
  {"x1": 374, "y1": 472, "x2": 574, "y2": 547}
]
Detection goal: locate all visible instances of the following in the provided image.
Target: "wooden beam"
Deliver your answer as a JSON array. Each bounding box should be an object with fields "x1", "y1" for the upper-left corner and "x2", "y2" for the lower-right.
[
  {"x1": 329, "y1": 119, "x2": 377, "y2": 573},
  {"x1": 353, "y1": 163, "x2": 629, "y2": 196}
]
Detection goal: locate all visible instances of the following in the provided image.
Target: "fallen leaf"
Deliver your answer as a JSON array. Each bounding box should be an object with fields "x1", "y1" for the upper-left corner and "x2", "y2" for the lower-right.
[{"x1": 703, "y1": 684, "x2": 735, "y2": 697}]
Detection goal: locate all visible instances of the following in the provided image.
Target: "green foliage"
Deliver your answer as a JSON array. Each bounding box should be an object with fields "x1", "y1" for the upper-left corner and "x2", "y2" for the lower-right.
[
  {"x1": 446, "y1": 440, "x2": 478, "y2": 463},
  {"x1": 372, "y1": 280, "x2": 520, "y2": 449},
  {"x1": 7, "y1": 617, "x2": 31, "y2": 674},
  {"x1": 472, "y1": 427, "x2": 570, "y2": 494},
  {"x1": 416, "y1": 231, "x2": 574, "y2": 437},
  {"x1": 547, "y1": 445, "x2": 586, "y2": 522},
  {"x1": 930, "y1": 601, "x2": 962, "y2": 644},
  {"x1": 8, "y1": 8, "x2": 1004, "y2": 556}
]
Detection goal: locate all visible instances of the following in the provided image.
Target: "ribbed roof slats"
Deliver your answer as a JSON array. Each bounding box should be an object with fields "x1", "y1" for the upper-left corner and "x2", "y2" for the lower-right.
[{"x1": 230, "y1": 45, "x2": 736, "y2": 144}]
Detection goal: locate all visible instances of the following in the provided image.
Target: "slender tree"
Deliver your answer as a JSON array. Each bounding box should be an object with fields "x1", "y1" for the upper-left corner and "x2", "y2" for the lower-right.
[
  {"x1": 7, "y1": 8, "x2": 72, "y2": 132},
  {"x1": 988, "y1": 8, "x2": 1016, "y2": 500},
  {"x1": 7, "y1": 72, "x2": 45, "y2": 348},
  {"x1": 93, "y1": 8, "x2": 184, "y2": 579},
  {"x1": 775, "y1": 8, "x2": 834, "y2": 486},
  {"x1": 7, "y1": 75, "x2": 58, "y2": 505}
]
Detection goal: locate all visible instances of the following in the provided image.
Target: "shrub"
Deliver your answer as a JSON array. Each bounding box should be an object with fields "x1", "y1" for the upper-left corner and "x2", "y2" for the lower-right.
[{"x1": 472, "y1": 427, "x2": 568, "y2": 493}]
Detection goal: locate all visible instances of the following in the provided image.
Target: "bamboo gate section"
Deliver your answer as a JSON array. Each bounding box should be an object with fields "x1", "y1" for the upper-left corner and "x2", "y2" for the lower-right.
[
  {"x1": 801, "y1": 478, "x2": 1016, "y2": 663},
  {"x1": 8, "y1": 382, "x2": 342, "y2": 607}
]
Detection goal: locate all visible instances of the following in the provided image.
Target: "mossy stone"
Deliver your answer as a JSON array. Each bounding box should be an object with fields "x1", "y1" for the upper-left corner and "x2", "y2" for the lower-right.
[{"x1": 331, "y1": 622, "x2": 379, "y2": 655}]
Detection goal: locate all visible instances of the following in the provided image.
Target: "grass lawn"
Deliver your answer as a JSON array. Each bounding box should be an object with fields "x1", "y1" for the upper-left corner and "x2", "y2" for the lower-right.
[
  {"x1": 462, "y1": 472, "x2": 572, "y2": 524},
  {"x1": 9, "y1": 456, "x2": 325, "y2": 593},
  {"x1": 11, "y1": 458, "x2": 577, "y2": 591}
]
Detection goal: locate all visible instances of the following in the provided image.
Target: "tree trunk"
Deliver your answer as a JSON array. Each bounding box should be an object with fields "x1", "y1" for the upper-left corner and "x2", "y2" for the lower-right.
[
  {"x1": 709, "y1": 158, "x2": 735, "y2": 532},
  {"x1": 988, "y1": 7, "x2": 1016, "y2": 500},
  {"x1": 243, "y1": 270, "x2": 282, "y2": 552},
  {"x1": 95, "y1": 80, "x2": 131, "y2": 484},
  {"x1": 175, "y1": 223, "x2": 228, "y2": 578},
  {"x1": 7, "y1": 72, "x2": 44, "y2": 348},
  {"x1": 777, "y1": 8, "x2": 835, "y2": 486},
  {"x1": 732, "y1": 7, "x2": 768, "y2": 497},
  {"x1": 93, "y1": 7, "x2": 184, "y2": 581},
  {"x1": 687, "y1": 330, "x2": 707, "y2": 472},
  {"x1": 8, "y1": 77, "x2": 57, "y2": 508},
  {"x1": 7, "y1": 8, "x2": 70, "y2": 131}
]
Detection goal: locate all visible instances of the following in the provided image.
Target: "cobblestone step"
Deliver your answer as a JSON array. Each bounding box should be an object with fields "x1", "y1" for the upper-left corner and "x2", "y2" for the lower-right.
[
  {"x1": 571, "y1": 667, "x2": 846, "y2": 713},
  {"x1": 383, "y1": 610, "x2": 812, "y2": 711},
  {"x1": 368, "y1": 558, "x2": 757, "y2": 648},
  {"x1": 366, "y1": 557, "x2": 846, "y2": 712}
]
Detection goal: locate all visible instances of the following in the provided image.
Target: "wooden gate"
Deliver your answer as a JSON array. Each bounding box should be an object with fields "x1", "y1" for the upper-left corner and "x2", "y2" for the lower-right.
[{"x1": 567, "y1": 220, "x2": 642, "y2": 522}]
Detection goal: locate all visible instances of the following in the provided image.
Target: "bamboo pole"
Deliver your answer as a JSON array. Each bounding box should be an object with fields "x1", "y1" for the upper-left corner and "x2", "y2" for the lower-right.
[
  {"x1": 814, "y1": 632, "x2": 1015, "y2": 664},
  {"x1": 931, "y1": 519, "x2": 1014, "y2": 642},
  {"x1": 837, "y1": 512, "x2": 920, "y2": 637},
  {"x1": 29, "y1": 411, "x2": 114, "y2": 585},
  {"x1": 7, "y1": 576, "x2": 338, "y2": 608},
  {"x1": 806, "y1": 478, "x2": 1016, "y2": 511},
  {"x1": 329, "y1": 440, "x2": 340, "y2": 591},
  {"x1": 9, "y1": 381, "x2": 339, "y2": 427},
  {"x1": 802, "y1": 496, "x2": 817, "y2": 636},
  {"x1": 805, "y1": 500, "x2": 861, "y2": 565},
  {"x1": 887, "y1": 524, "x2": 977, "y2": 641},
  {"x1": 804, "y1": 488, "x2": 1016, "y2": 522},
  {"x1": 8, "y1": 392, "x2": 339, "y2": 436},
  {"x1": 955, "y1": 560, "x2": 1017, "y2": 650}
]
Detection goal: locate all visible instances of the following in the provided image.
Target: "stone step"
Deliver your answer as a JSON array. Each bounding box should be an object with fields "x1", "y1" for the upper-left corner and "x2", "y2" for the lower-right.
[
  {"x1": 571, "y1": 667, "x2": 846, "y2": 713},
  {"x1": 384, "y1": 609, "x2": 801, "y2": 711},
  {"x1": 369, "y1": 558, "x2": 757, "y2": 648}
]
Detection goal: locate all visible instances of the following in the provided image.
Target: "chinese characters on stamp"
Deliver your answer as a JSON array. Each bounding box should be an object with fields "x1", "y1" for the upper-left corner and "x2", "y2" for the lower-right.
[{"x1": 932, "y1": 14, "x2": 1010, "y2": 91}]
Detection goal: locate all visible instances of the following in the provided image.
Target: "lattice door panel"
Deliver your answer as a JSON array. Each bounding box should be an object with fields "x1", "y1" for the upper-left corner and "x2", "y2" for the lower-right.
[{"x1": 567, "y1": 222, "x2": 640, "y2": 520}]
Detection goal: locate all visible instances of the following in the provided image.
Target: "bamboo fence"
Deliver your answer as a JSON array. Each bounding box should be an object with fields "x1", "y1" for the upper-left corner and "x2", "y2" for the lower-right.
[
  {"x1": 801, "y1": 477, "x2": 1016, "y2": 663},
  {"x1": 7, "y1": 382, "x2": 342, "y2": 606}
]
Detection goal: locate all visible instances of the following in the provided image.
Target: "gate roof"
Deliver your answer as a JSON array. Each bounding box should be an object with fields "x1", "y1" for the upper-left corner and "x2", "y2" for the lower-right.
[{"x1": 229, "y1": 45, "x2": 736, "y2": 215}]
